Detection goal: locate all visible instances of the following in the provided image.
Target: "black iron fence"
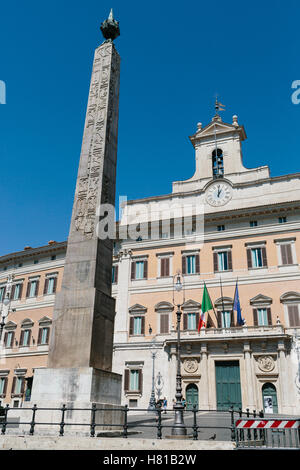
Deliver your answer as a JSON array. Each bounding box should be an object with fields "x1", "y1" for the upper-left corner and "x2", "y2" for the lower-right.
[{"x1": 0, "y1": 403, "x2": 299, "y2": 448}]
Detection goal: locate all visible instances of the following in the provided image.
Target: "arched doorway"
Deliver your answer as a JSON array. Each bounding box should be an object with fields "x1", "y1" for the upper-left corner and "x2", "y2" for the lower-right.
[
  {"x1": 262, "y1": 383, "x2": 278, "y2": 414},
  {"x1": 186, "y1": 383, "x2": 198, "y2": 410}
]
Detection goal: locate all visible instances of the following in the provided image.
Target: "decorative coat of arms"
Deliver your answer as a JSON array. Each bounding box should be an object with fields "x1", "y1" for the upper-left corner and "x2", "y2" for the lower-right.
[
  {"x1": 183, "y1": 358, "x2": 198, "y2": 374},
  {"x1": 257, "y1": 355, "x2": 275, "y2": 372}
]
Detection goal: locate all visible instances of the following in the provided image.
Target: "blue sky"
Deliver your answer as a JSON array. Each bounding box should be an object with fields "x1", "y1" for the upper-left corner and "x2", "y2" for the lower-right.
[{"x1": 0, "y1": 0, "x2": 299, "y2": 256}]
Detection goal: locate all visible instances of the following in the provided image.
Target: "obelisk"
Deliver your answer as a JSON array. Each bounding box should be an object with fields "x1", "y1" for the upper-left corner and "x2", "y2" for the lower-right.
[{"x1": 28, "y1": 11, "x2": 123, "y2": 432}]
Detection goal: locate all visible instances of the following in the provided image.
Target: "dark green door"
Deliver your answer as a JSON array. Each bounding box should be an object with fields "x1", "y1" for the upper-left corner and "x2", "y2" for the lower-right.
[
  {"x1": 215, "y1": 361, "x2": 242, "y2": 411},
  {"x1": 186, "y1": 384, "x2": 199, "y2": 410},
  {"x1": 262, "y1": 383, "x2": 278, "y2": 414}
]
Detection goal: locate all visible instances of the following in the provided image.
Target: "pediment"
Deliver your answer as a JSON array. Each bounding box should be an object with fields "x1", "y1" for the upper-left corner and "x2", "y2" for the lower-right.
[
  {"x1": 38, "y1": 316, "x2": 52, "y2": 325},
  {"x1": 181, "y1": 299, "x2": 201, "y2": 311},
  {"x1": 250, "y1": 294, "x2": 273, "y2": 305},
  {"x1": 21, "y1": 318, "x2": 34, "y2": 327},
  {"x1": 280, "y1": 291, "x2": 300, "y2": 303},
  {"x1": 128, "y1": 303, "x2": 147, "y2": 314},
  {"x1": 155, "y1": 301, "x2": 174, "y2": 312},
  {"x1": 4, "y1": 321, "x2": 17, "y2": 329},
  {"x1": 189, "y1": 119, "x2": 246, "y2": 145},
  {"x1": 214, "y1": 297, "x2": 234, "y2": 308}
]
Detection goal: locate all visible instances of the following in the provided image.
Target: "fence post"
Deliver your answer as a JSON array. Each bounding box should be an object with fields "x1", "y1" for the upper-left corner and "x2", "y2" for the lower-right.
[
  {"x1": 253, "y1": 409, "x2": 257, "y2": 441},
  {"x1": 123, "y1": 405, "x2": 128, "y2": 438},
  {"x1": 90, "y1": 404, "x2": 96, "y2": 437},
  {"x1": 192, "y1": 405, "x2": 198, "y2": 440},
  {"x1": 246, "y1": 408, "x2": 251, "y2": 441},
  {"x1": 238, "y1": 407, "x2": 244, "y2": 442},
  {"x1": 59, "y1": 404, "x2": 66, "y2": 436},
  {"x1": 29, "y1": 404, "x2": 37, "y2": 436},
  {"x1": 229, "y1": 406, "x2": 235, "y2": 441},
  {"x1": 157, "y1": 403, "x2": 162, "y2": 439},
  {"x1": 1, "y1": 404, "x2": 9, "y2": 435},
  {"x1": 258, "y1": 409, "x2": 265, "y2": 444}
]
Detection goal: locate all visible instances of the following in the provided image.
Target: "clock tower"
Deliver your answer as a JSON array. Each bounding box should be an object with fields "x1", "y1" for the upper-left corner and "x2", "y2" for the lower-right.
[{"x1": 172, "y1": 113, "x2": 270, "y2": 195}]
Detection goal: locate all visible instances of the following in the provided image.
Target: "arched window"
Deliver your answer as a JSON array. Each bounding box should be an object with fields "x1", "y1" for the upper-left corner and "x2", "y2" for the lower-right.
[{"x1": 212, "y1": 148, "x2": 224, "y2": 178}]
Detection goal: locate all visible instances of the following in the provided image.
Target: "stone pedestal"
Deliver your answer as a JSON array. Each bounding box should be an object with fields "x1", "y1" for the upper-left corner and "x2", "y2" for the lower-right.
[{"x1": 17, "y1": 368, "x2": 124, "y2": 436}]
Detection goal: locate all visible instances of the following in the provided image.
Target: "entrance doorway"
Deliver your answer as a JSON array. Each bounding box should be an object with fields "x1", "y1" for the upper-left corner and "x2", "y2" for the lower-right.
[
  {"x1": 262, "y1": 383, "x2": 278, "y2": 414},
  {"x1": 186, "y1": 383, "x2": 199, "y2": 410},
  {"x1": 215, "y1": 361, "x2": 242, "y2": 411}
]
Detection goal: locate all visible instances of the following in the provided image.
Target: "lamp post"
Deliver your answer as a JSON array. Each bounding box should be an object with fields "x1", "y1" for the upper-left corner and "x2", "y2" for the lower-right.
[
  {"x1": 171, "y1": 272, "x2": 187, "y2": 436},
  {"x1": 0, "y1": 274, "x2": 14, "y2": 344},
  {"x1": 148, "y1": 325, "x2": 157, "y2": 411}
]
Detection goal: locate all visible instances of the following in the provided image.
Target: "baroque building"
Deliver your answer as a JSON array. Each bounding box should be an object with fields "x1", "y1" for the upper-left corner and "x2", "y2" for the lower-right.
[{"x1": 0, "y1": 112, "x2": 300, "y2": 414}]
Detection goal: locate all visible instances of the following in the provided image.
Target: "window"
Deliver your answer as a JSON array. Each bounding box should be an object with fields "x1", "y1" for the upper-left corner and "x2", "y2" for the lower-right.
[
  {"x1": 278, "y1": 217, "x2": 287, "y2": 224},
  {"x1": 34, "y1": 260, "x2": 39, "y2": 265},
  {"x1": 160, "y1": 313, "x2": 169, "y2": 334},
  {"x1": 11, "y1": 376, "x2": 25, "y2": 396},
  {"x1": 43, "y1": 275, "x2": 57, "y2": 295},
  {"x1": 183, "y1": 312, "x2": 199, "y2": 330},
  {"x1": 247, "y1": 246, "x2": 267, "y2": 269},
  {"x1": 51, "y1": 255, "x2": 56, "y2": 261},
  {"x1": 0, "y1": 285, "x2": 6, "y2": 302},
  {"x1": 287, "y1": 305, "x2": 299, "y2": 327},
  {"x1": 213, "y1": 250, "x2": 232, "y2": 272},
  {"x1": 11, "y1": 283, "x2": 23, "y2": 300},
  {"x1": 129, "y1": 316, "x2": 145, "y2": 336},
  {"x1": 26, "y1": 279, "x2": 39, "y2": 298},
  {"x1": 253, "y1": 308, "x2": 272, "y2": 326},
  {"x1": 160, "y1": 257, "x2": 170, "y2": 277},
  {"x1": 20, "y1": 329, "x2": 31, "y2": 347},
  {"x1": 131, "y1": 260, "x2": 148, "y2": 280},
  {"x1": 112, "y1": 265, "x2": 118, "y2": 284},
  {"x1": 250, "y1": 221, "x2": 258, "y2": 227},
  {"x1": 0, "y1": 377, "x2": 8, "y2": 397},
  {"x1": 182, "y1": 254, "x2": 200, "y2": 275},
  {"x1": 221, "y1": 311, "x2": 232, "y2": 328},
  {"x1": 129, "y1": 399, "x2": 138, "y2": 408},
  {"x1": 212, "y1": 149, "x2": 224, "y2": 178},
  {"x1": 38, "y1": 327, "x2": 50, "y2": 345},
  {"x1": 280, "y1": 244, "x2": 293, "y2": 265},
  {"x1": 217, "y1": 225, "x2": 225, "y2": 232},
  {"x1": 4, "y1": 331, "x2": 15, "y2": 348},
  {"x1": 124, "y1": 369, "x2": 143, "y2": 393}
]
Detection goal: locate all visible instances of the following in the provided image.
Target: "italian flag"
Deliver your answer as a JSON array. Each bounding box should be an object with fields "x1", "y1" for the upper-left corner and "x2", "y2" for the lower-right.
[{"x1": 198, "y1": 283, "x2": 213, "y2": 331}]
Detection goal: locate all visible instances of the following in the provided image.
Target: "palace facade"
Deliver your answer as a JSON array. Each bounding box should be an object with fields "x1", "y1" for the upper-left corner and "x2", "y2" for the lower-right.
[{"x1": 1, "y1": 113, "x2": 300, "y2": 414}]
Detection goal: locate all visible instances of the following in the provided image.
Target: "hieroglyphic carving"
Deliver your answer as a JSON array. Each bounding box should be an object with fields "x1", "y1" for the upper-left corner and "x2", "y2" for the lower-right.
[{"x1": 73, "y1": 42, "x2": 120, "y2": 239}]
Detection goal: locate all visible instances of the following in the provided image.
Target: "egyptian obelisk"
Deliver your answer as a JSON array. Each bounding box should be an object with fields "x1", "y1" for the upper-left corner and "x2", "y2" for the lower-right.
[{"x1": 28, "y1": 11, "x2": 122, "y2": 432}]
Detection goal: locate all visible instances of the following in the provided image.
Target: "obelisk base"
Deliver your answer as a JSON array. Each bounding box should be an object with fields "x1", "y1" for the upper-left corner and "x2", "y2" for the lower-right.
[{"x1": 12, "y1": 368, "x2": 123, "y2": 436}]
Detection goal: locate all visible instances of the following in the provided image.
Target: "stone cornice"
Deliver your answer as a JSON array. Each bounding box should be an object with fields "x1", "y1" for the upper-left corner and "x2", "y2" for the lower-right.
[{"x1": 0, "y1": 242, "x2": 67, "y2": 266}]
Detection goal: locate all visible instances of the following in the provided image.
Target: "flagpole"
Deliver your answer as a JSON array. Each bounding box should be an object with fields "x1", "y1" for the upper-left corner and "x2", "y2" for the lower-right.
[
  {"x1": 204, "y1": 281, "x2": 218, "y2": 324},
  {"x1": 220, "y1": 276, "x2": 225, "y2": 314}
]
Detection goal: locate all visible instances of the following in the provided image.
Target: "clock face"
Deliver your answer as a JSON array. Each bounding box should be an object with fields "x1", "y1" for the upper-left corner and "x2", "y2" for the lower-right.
[{"x1": 206, "y1": 182, "x2": 232, "y2": 207}]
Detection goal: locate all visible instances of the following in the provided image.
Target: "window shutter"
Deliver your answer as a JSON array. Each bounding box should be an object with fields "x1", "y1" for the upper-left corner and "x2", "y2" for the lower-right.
[
  {"x1": 11, "y1": 377, "x2": 16, "y2": 394},
  {"x1": 131, "y1": 262, "x2": 136, "y2": 280},
  {"x1": 35, "y1": 280, "x2": 39, "y2": 297},
  {"x1": 183, "y1": 313, "x2": 188, "y2": 330},
  {"x1": 281, "y1": 244, "x2": 293, "y2": 265},
  {"x1": 262, "y1": 247, "x2": 268, "y2": 267},
  {"x1": 195, "y1": 312, "x2": 199, "y2": 330},
  {"x1": 11, "y1": 284, "x2": 15, "y2": 300},
  {"x1": 288, "y1": 305, "x2": 299, "y2": 327},
  {"x1": 286, "y1": 244, "x2": 293, "y2": 265},
  {"x1": 18, "y1": 283, "x2": 23, "y2": 300},
  {"x1": 26, "y1": 282, "x2": 31, "y2": 298},
  {"x1": 27, "y1": 329, "x2": 32, "y2": 346},
  {"x1": 182, "y1": 256, "x2": 186, "y2": 275},
  {"x1": 165, "y1": 258, "x2": 170, "y2": 277},
  {"x1": 20, "y1": 377, "x2": 25, "y2": 394},
  {"x1": 37, "y1": 328, "x2": 42, "y2": 345},
  {"x1": 160, "y1": 258, "x2": 165, "y2": 277},
  {"x1": 4, "y1": 332, "x2": 7, "y2": 346},
  {"x1": 267, "y1": 308, "x2": 272, "y2": 325},
  {"x1": 230, "y1": 310, "x2": 234, "y2": 327},
  {"x1": 213, "y1": 252, "x2": 218, "y2": 272},
  {"x1": 114, "y1": 266, "x2": 118, "y2": 284},
  {"x1": 246, "y1": 249, "x2": 252, "y2": 269},
  {"x1": 129, "y1": 317, "x2": 134, "y2": 335},
  {"x1": 253, "y1": 308, "x2": 258, "y2": 326},
  {"x1": 141, "y1": 317, "x2": 145, "y2": 335},
  {"x1": 138, "y1": 370, "x2": 143, "y2": 394},
  {"x1": 217, "y1": 312, "x2": 222, "y2": 328},
  {"x1": 3, "y1": 377, "x2": 8, "y2": 396},
  {"x1": 43, "y1": 278, "x2": 49, "y2": 295},
  {"x1": 228, "y1": 251, "x2": 233, "y2": 270},
  {"x1": 280, "y1": 245, "x2": 287, "y2": 265},
  {"x1": 195, "y1": 254, "x2": 200, "y2": 274},
  {"x1": 143, "y1": 260, "x2": 148, "y2": 279},
  {"x1": 11, "y1": 332, "x2": 15, "y2": 348},
  {"x1": 20, "y1": 330, "x2": 24, "y2": 346},
  {"x1": 160, "y1": 314, "x2": 169, "y2": 334},
  {"x1": 124, "y1": 369, "x2": 129, "y2": 391}
]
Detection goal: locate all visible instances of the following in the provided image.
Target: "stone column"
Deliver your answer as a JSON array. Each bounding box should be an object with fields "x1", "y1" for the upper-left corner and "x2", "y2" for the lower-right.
[
  {"x1": 243, "y1": 341, "x2": 255, "y2": 409},
  {"x1": 199, "y1": 343, "x2": 209, "y2": 409},
  {"x1": 278, "y1": 339, "x2": 289, "y2": 413},
  {"x1": 113, "y1": 249, "x2": 132, "y2": 344}
]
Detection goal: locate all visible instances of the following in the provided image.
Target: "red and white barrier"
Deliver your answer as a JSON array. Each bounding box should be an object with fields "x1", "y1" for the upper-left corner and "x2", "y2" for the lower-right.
[{"x1": 235, "y1": 419, "x2": 299, "y2": 429}]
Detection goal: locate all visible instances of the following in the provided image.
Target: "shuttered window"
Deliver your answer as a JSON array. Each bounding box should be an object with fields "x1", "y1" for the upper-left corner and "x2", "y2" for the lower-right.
[
  {"x1": 247, "y1": 247, "x2": 267, "y2": 269},
  {"x1": 4, "y1": 331, "x2": 15, "y2": 348},
  {"x1": 129, "y1": 316, "x2": 145, "y2": 335},
  {"x1": 253, "y1": 308, "x2": 272, "y2": 326},
  {"x1": 11, "y1": 283, "x2": 23, "y2": 300},
  {"x1": 44, "y1": 276, "x2": 57, "y2": 295},
  {"x1": 26, "y1": 279, "x2": 39, "y2": 298},
  {"x1": 112, "y1": 265, "x2": 118, "y2": 284},
  {"x1": 182, "y1": 254, "x2": 200, "y2": 275},
  {"x1": 20, "y1": 329, "x2": 31, "y2": 347},
  {"x1": 0, "y1": 377, "x2": 8, "y2": 396},
  {"x1": 38, "y1": 327, "x2": 50, "y2": 345},
  {"x1": 287, "y1": 305, "x2": 299, "y2": 327},
  {"x1": 0, "y1": 286, "x2": 6, "y2": 302},
  {"x1": 183, "y1": 312, "x2": 199, "y2": 330},
  {"x1": 160, "y1": 314, "x2": 169, "y2": 334},
  {"x1": 124, "y1": 369, "x2": 143, "y2": 393},
  {"x1": 131, "y1": 260, "x2": 148, "y2": 280},
  {"x1": 160, "y1": 258, "x2": 170, "y2": 277},
  {"x1": 280, "y1": 244, "x2": 293, "y2": 265}
]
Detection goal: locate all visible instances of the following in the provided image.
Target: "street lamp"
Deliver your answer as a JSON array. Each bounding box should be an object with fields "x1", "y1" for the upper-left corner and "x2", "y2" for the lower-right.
[
  {"x1": 171, "y1": 272, "x2": 187, "y2": 436},
  {"x1": 148, "y1": 325, "x2": 157, "y2": 411},
  {"x1": 0, "y1": 295, "x2": 11, "y2": 342}
]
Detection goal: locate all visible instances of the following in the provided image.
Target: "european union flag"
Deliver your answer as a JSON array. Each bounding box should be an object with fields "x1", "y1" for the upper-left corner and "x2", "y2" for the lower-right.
[{"x1": 234, "y1": 281, "x2": 244, "y2": 326}]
